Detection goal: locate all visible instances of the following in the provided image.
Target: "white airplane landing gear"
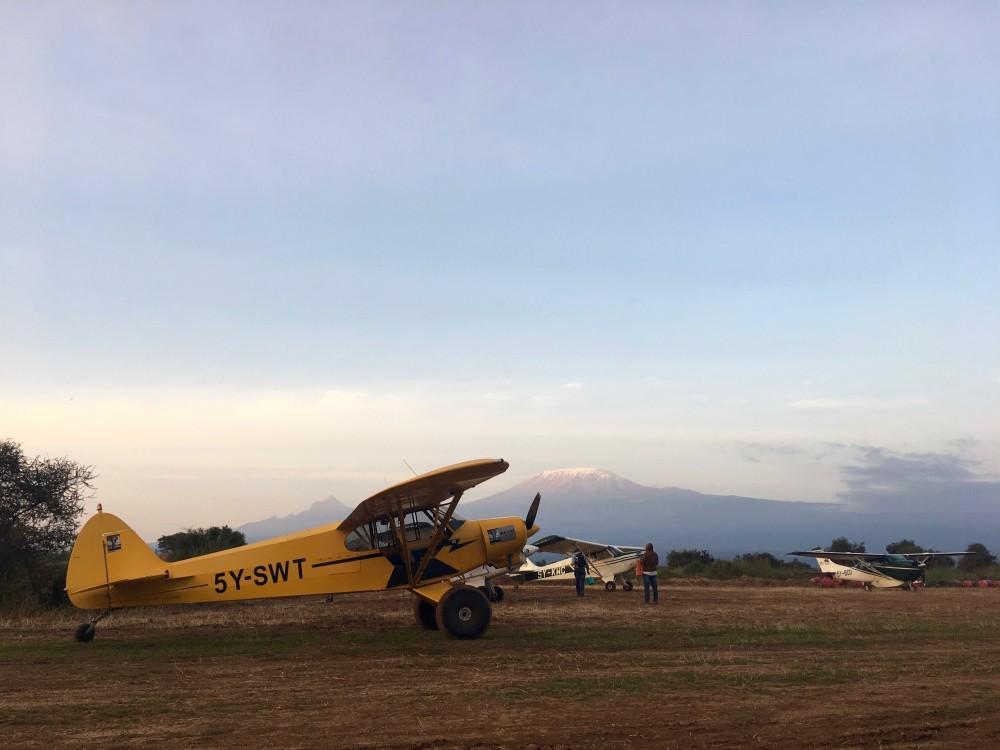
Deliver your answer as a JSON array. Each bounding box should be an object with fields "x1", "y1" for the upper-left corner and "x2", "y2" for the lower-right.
[{"x1": 604, "y1": 576, "x2": 634, "y2": 592}]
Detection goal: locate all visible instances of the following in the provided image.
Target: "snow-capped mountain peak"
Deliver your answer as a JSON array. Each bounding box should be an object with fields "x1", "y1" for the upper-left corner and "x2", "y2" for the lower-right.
[
  {"x1": 538, "y1": 467, "x2": 617, "y2": 481},
  {"x1": 523, "y1": 467, "x2": 653, "y2": 497}
]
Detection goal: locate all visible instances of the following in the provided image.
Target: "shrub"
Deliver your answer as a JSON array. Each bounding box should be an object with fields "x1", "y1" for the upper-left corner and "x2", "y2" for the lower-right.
[{"x1": 667, "y1": 548, "x2": 713, "y2": 568}]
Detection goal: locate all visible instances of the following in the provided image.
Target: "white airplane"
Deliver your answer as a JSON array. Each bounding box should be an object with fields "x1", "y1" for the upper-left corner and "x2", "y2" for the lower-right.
[
  {"x1": 791, "y1": 548, "x2": 971, "y2": 590},
  {"x1": 517, "y1": 534, "x2": 645, "y2": 591},
  {"x1": 458, "y1": 533, "x2": 644, "y2": 597}
]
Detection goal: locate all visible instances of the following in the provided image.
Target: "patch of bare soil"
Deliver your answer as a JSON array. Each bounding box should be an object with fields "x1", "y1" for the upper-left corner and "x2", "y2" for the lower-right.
[{"x1": 2, "y1": 585, "x2": 1000, "y2": 749}]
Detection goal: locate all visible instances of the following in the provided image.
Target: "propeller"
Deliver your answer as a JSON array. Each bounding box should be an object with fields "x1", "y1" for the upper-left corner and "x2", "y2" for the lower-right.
[{"x1": 525, "y1": 492, "x2": 541, "y2": 532}]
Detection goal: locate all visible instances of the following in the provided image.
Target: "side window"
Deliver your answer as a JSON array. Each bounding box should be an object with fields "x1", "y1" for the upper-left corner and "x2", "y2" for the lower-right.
[{"x1": 345, "y1": 527, "x2": 373, "y2": 551}]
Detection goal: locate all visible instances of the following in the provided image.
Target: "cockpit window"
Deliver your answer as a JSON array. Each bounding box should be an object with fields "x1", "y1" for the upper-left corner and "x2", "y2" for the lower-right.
[{"x1": 344, "y1": 508, "x2": 462, "y2": 553}]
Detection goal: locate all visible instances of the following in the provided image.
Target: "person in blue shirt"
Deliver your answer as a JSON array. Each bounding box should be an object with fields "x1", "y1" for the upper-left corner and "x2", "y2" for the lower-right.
[{"x1": 572, "y1": 550, "x2": 587, "y2": 597}]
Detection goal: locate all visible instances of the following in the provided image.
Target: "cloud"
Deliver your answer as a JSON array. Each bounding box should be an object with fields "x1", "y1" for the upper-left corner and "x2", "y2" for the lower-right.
[
  {"x1": 738, "y1": 442, "x2": 806, "y2": 464},
  {"x1": 787, "y1": 397, "x2": 930, "y2": 410},
  {"x1": 838, "y1": 445, "x2": 1000, "y2": 513}
]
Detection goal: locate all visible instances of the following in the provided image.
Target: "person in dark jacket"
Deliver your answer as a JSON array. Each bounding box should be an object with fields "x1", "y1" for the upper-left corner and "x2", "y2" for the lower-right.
[
  {"x1": 572, "y1": 550, "x2": 587, "y2": 597},
  {"x1": 640, "y1": 542, "x2": 659, "y2": 604}
]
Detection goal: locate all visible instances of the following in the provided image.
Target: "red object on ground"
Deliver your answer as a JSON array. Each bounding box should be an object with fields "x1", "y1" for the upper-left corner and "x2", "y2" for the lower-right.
[
  {"x1": 979, "y1": 580, "x2": 991, "y2": 588},
  {"x1": 962, "y1": 580, "x2": 974, "y2": 588},
  {"x1": 818, "y1": 576, "x2": 840, "y2": 588}
]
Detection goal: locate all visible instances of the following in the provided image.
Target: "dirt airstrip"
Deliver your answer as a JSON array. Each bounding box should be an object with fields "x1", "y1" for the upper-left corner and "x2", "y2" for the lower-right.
[{"x1": 2, "y1": 583, "x2": 1000, "y2": 749}]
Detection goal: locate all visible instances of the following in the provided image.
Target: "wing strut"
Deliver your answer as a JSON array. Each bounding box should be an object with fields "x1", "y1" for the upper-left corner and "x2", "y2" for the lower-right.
[
  {"x1": 412, "y1": 490, "x2": 463, "y2": 584},
  {"x1": 572, "y1": 543, "x2": 605, "y2": 583},
  {"x1": 386, "y1": 503, "x2": 415, "y2": 586}
]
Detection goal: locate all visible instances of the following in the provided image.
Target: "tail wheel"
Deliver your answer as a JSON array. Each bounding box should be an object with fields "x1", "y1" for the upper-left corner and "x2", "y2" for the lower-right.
[
  {"x1": 74, "y1": 623, "x2": 96, "y2": 643},
  {"x1": 413, "y1": 598, "x2": 439, "y2": 630},
  {"x1": 622, "y1": 581, "x2": 633, "y2": 592},
  {"x1": 605, "y1": 581, "x2": 616, "y2": 592},
  {"x1": 435, "y1": 585, "x2": 492, "y2": 639}
]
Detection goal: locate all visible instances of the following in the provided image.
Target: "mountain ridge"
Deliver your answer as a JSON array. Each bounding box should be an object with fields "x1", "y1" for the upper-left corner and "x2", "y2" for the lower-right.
[
  {"x1": 238, "y1": 495, "x2": 352, "y2": 542},
  {"x1": 237, "y1": 467, "x2": 1000, "y2": 554}
]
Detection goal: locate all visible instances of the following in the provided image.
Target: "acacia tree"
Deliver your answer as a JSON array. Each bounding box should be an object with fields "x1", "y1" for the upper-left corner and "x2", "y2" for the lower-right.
[{"x1": 0, "y1": 440, "x2": 94, "y2": 607}]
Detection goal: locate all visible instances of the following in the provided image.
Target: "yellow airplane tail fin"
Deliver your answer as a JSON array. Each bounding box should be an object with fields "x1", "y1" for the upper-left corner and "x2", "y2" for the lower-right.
[{"x1": 66, "y1": 507, "x2": 168, "y2": 609}]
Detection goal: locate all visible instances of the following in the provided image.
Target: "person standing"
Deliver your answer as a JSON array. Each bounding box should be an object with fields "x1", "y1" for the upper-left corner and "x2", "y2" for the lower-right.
[
  {"x1": 640, "y1": 542, "x2": 659, "y2": 604},
  {"x1": 572, "y1": 550, "x2": 587, "y2": 597}
]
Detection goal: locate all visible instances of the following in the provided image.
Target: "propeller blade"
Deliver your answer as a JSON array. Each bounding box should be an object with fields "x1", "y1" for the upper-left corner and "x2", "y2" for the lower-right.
[{"x1": 525, "y1": 492, "x2": 541, "y2": 530}]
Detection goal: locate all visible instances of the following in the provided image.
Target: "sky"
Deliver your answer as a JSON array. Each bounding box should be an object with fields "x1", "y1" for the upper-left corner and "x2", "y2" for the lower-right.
[{"x1": 2, "y1": 2, "x2": 998, "y2": 538}]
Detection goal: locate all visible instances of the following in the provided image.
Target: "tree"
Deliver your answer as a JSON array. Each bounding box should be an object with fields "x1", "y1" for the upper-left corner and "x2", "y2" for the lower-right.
[
  {"x1": 667, "y1": 549, "x2": 713, "y2": 568},
  {"x1": 959, "y1": 543, "x2": 996, "y2": 573},
  {"x1": 829, "y1": 537, "x2": 865, "y2": 553},
  {"x1": 157, "y1": 526, "x2": 246, "y2": 561},
  {"x1": 886, "y1": 539, "x2": 925, "y2": 554},
  {"x1": 0, "y1": 440, "x2": 94, "y2": 607}
]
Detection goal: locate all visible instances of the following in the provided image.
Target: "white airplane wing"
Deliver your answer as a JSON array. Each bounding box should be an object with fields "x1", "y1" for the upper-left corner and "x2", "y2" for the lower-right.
[
  {"x1": 790, "y1": 551, "x2": 889, "y2": 560},
  {"x1": 532, "y1": 534, "x2": 642, "y2": 557},
  {"x1": 898, "y1": 552, "x2": 973, "y2": 558},
  {"x1": 791, "y1": 550, "x2": 972, "y2": 560}
]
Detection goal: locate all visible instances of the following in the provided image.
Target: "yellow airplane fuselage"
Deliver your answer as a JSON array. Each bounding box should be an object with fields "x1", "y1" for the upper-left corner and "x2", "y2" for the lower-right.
[{"x1": 67, "y1": 510, "x2": 531, "y2": 610}]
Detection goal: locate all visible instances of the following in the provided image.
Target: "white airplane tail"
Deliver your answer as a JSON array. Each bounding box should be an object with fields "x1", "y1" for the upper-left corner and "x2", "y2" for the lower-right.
[{"x1": 815, "y1": 557, "x2": 838, "y2": 574}]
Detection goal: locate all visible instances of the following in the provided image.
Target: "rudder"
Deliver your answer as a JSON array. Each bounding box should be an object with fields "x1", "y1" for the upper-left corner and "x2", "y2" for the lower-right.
[{"x1": 66, "y1": 507, "x2": 168, "y2": 609}]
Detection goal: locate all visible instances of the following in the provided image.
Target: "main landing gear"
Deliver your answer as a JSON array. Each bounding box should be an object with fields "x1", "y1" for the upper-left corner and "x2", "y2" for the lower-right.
[
  {"x1": 73, "y1": 608, "x2": 111, "y2": 643},
  {"x1": 413, "y1": 585, "x2": 492, "y2": 639},
  {"x1": 604, "y1": 578, "x2": 634, "y2": 592},
  {"x1": 478, "y1": 584, "x2": 505, "y2": 603}
]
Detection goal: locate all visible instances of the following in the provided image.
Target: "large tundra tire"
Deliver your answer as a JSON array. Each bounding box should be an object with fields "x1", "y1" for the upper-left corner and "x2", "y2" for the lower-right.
[
  {"x1": 413, "y1": 598, "x2": 439, "y2": 630},
  {"x1": 435, "y1": 585, "x2": 491, "y2": 639}
]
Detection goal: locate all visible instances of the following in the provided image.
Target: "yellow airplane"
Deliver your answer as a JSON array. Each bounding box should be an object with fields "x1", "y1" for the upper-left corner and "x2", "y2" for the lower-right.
[{"x1": 66, "y1": 458, "x2": 540, "y2": 642}]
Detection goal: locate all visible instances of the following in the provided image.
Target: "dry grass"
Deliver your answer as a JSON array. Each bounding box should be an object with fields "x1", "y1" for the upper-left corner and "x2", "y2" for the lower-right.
[{"x1": 2, "y1": 585, "x2": 1000, "y2": 749}]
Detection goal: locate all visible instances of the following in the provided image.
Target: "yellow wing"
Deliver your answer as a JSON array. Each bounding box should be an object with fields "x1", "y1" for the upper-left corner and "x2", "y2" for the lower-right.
[{"x1": 337, "y1": 458, "x2": 509, "y2": 530}]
